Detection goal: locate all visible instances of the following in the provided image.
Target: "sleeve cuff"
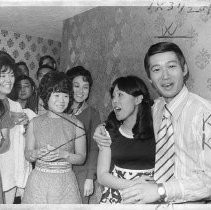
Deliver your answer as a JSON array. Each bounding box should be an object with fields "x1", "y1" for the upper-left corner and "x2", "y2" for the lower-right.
[
  {"x1": 163, "y1": 179, "x2": 183, "y2": 202},
  {"x1": 86, "y1": 169, "x2": 97, "y2": 180}
]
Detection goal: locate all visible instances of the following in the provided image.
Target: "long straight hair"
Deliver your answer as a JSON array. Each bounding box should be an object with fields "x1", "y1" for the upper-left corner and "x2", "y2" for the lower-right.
[{"x1": 106, "y1": 75, "x2": 154, "y2": 141}]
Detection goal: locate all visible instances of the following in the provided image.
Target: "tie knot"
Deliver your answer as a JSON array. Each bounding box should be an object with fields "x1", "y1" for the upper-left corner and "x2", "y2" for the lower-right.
[{"x1": 163, "y1": 104, "x2": 172, "y2": 119}]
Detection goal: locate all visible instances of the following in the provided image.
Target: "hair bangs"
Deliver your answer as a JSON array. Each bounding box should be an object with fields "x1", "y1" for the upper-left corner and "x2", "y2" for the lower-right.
[
  {"x1": 110, "y1": 76, "x2": 143, "y2": 97},
  {"x1": 0, "y1": 65, "x2": 14, "y2": 74},
  {"x1": 52, "y1": 79, "x2": 70, "y2": 94}
]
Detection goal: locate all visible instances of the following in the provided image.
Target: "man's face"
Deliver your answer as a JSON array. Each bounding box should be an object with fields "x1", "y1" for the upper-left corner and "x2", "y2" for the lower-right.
[
  {"x1": 149, "y1": 51, "x2": 188, "y2": 103},
  {"x1": 17, "y1": 65, "x2": 29, "y2": 77},
  {"x1": 42, "y1": 58, "x2": 55, "y2": 69},
  {"x1": 17, "y1": 79, "x2": 33, "y2": 100}
]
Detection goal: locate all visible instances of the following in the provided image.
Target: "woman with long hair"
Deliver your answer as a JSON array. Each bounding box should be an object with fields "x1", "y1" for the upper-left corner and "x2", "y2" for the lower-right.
[{"x1": 97, "y1": 75, "x2": 155, "y2": 204}]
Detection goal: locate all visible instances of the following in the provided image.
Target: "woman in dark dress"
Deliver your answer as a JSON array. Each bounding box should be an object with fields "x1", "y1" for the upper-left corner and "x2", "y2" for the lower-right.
[
  {"x1": 97, "y1": 75, "x2": 155, "y2": 204},
  {"x1": 66, "y1": 66, "x2": 101, "y2": 204}
]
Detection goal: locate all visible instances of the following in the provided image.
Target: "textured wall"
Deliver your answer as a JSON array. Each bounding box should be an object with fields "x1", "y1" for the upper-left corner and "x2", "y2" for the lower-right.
[
  {"x1": 0, "y1": 28, "x2": 61, "y2": 82},
  {"x1": 60, "y1": 6, "x2": 211, "y2": 121}
]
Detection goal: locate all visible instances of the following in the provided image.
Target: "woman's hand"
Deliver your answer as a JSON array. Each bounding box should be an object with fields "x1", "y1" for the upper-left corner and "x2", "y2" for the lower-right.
[
  {"x1": 93, "y1": 124, "x2": 111, "y2": 150},
  {"x1": 84, "y1": 179, "x2": 94, "y2": 197},
  {"x1": 37, "y1": 145, "x2": 59, "y2": 162},
  {"x1": 57, "y1": 149, "x2": 70, "y2": 160},
  {"x1": 11, "y1": 111, "x2": 29, "y2": 126},
  {"x1": 40, "y1": 145, "x2": 70, "y2": 162},
  {"x1": 29, "y1": 147, "x2": 50, "y2": 162}
]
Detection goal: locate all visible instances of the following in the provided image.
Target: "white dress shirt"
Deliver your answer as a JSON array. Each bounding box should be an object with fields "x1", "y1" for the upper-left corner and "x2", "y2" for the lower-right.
[{"x1": 153, "y1": 86, "x2": 211, "y2": 202}]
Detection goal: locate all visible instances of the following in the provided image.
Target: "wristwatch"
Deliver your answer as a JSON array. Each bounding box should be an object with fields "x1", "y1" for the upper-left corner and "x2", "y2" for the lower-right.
[{"x1": 157, "y1": 183, "x2": 167, "y2": 202}]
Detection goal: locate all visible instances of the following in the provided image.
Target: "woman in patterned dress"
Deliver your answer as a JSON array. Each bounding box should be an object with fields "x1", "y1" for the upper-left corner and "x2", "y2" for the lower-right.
[
  {"x1": 22, "y1": 71, "x2": 86, "y2": 204},
  {"x1": 97, "y1": 75, "x2": 155, "y2": 204}
]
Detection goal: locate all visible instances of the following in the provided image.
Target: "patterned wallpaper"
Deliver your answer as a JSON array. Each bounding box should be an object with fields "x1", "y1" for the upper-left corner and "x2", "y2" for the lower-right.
[
  {"x1": 0, "y1": 28, "x2": 61, "y2": 83},
  {"x1": 60, "y1": 6, "x2": 211, "y2": 121}
]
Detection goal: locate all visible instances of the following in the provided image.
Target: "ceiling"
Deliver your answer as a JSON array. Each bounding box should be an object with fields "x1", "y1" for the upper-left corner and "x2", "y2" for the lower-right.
[
  {"x1": 0, "y1": 6, "x2": 94, "y2": 41},
  {"x1": 0, "y1": 0, "x2": 154, "y2": 42},
  {"x1": 0, "y1": 1, "x2": 204, "y2": 42}
]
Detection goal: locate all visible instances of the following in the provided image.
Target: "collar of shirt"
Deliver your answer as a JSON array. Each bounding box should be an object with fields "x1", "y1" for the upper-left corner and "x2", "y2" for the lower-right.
[
  {"x1": 166, "y1": 86, "x2": 189, "y2": 121},
  {"x1": 74, "y1": 101, "x2": 88, "y2": 116},
  {"x1": 153, "y1": 86, "x2": 190, "y2": 136}
]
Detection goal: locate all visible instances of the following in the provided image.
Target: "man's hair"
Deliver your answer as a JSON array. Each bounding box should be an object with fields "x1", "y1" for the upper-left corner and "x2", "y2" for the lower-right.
[
  {"x1": 144, "y1": 42, "x2": 187, "y2": 78},
  {"x1": 16, "y1": 61, "x2": 28, "y2": 68},
  {"x1": 39, "y1": 55, "x2": 57, "y2": 70},
  {"x1": 36, "y1": 64, "x2": 55, "y2": 79}
]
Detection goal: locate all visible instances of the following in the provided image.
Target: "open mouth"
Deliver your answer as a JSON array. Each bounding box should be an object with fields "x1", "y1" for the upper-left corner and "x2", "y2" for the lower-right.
[
  {"x1": 114, "y1": 106, "x2": 121, "y2": 113},
  {"x1": 161, "y1": 83, "x2": 173, "y2": 89}
]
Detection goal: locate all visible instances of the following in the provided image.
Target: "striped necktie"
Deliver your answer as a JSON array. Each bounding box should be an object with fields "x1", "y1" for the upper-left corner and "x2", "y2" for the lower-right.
[{"x1": 154, "y1": 104, "x2": 175, "y2": 183}]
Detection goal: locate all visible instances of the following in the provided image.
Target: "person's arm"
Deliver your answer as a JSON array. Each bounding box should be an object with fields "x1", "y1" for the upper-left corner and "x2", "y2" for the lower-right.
[
  {"x1": 122, "y1": 109, "x2": 211, "y2": 204},
  {"x1": 24, "y1": 120, "x2": 50, "y2": 162},
  {"x1": 0, "y1": 105, "x2": 11, "y2": 153},
  {"x1": 97, "y1": 146, "x2": 138, "y2": 190},
  {"x1": 0, "y1": 128, "x2": 10, "y2": 154},
  {"x1": 84, "y1": 109, "x2": 101, "y2": 196},
  {"x1": 86, "y1": 109, "x2": 101, "y2": 179},
  {"x1": 58, "y1": 119, "x2": 86, "y2": 165}
]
